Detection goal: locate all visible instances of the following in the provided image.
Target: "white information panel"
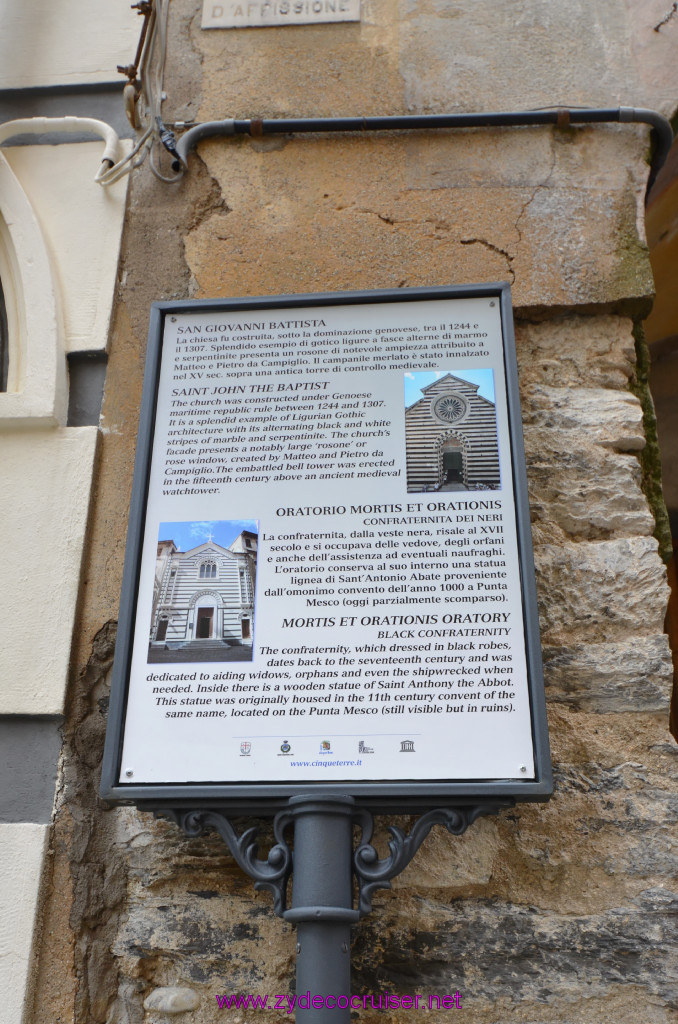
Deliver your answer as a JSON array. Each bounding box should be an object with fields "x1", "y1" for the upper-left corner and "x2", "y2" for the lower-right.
[{"x1": 119, "y1": 293, "x2": 538, "y2": 785}]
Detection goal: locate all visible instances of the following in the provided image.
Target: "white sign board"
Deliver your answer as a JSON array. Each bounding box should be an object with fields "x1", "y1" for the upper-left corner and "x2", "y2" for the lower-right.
[
  {"x1": 110, "y1": 288, "x2": 548, "y2": 797},
  {"x1": 202, "y1": 0, "x2": 361, "y2": 29}
]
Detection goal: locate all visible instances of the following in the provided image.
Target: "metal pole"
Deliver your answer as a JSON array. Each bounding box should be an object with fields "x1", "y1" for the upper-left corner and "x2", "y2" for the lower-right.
[
  {"x1": 163, "y1": 798, "x2": 516, "y2": 1020},
  {"x1": 283, "y1": 796, "x2": 359, "y2": 1023}
]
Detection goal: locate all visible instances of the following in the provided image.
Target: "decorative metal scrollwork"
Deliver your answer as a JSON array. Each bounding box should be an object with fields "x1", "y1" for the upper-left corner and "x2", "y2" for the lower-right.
[
  {"x1": 156, "y1": 799, "x2": 515, "y2": 920},
  {"x1": 353, "y1": 801, "x2": 514, "y2": 916},
  {"x1": 160, "y1": 808, "x2": 294, "y2": 916}
]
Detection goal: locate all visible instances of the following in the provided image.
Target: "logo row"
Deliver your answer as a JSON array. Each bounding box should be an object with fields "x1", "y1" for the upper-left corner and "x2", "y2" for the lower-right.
[{"x1": 239, "y1": 739, "x2": 416, "y2": 756}]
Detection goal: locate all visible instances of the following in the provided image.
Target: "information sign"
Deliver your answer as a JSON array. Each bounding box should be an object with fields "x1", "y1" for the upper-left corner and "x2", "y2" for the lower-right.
[
  {"x1": 101, "y1": 285, "x2": 551, "y2": 810},
  {"x1": 201, "y1": 0, "x2": 361, "y2": 30}
]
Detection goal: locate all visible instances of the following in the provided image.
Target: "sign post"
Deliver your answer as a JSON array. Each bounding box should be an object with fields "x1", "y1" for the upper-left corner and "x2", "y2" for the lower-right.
[{"x1": 102, "y1": 284, "x2": 551, "y2": 1015}]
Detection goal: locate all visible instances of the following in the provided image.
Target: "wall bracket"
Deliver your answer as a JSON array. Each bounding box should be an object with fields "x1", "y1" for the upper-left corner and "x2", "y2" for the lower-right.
[{"x1": 154, "y1": 795, "x2": 515, "y2": 1021}]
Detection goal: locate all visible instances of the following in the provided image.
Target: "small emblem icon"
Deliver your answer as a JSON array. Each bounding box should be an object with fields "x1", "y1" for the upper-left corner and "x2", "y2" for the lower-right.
[
  {"x1": 240, "y1": 741, "x2": 251, "y2": 756},
  {"x1": 358, "y1": 740, "x2": 374, "y2": 754},
  {"x1": 280, "y1": 741, "x2": 291, "y2": 754},
  {"x1": 320, "y1": 740, "x2": 331, "y2": 752},
  {"x1": 400, "y1": 739, "x2": 415, "y2": 753}
]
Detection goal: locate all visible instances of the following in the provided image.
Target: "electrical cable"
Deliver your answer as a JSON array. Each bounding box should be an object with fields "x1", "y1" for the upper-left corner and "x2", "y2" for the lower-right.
[{"x1": 99, "y1": 0, "x2": 180, "y2": 186}]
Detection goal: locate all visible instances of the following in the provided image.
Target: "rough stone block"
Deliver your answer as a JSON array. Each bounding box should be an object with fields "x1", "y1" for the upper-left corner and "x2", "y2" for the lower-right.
[
  {"x1": 522, "y1": 386, "x2": 646, "y2": 452},
  {"x1": 352, "y1": 888, "x2": 678, "y2": 1011},
  {"x1": 515, "y1": 315, "x2": 637, "y2": 390},
  {"x1": 534, "y1": 537, "x2": 669, "y2": 644},
  {"x1": 543, "y1": 636, "x2": 673, "y2": 712},
  {"x1": 143, "y1": 987, "x2": 200, "y2": 1013},
  {"x1": 525, "y1": 438, "x2": 654, "y2": 543}
]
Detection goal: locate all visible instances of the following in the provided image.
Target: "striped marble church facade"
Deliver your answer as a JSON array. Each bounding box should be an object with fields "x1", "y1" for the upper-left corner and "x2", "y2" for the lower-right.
[
  {"x1": 149, "y1": 534, "x2": 256, "y2": 653},
  {"x1": 405, "y1": 374, "x2": 500, "y2": 492}
]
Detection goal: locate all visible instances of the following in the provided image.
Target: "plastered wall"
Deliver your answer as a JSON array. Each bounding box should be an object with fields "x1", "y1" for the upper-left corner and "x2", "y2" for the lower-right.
[
  {"x1": 0, "y1": 142, "x2": 129, "y2": 713},
  {"x1": 0, "y1": 7, "x2": 132, "y2": 1018},
  {"x1": 0, "y1": 0, "x2": 140, "y2": 89},
  {"x1": 0, "y1": 141, "x2": 128, "y2": 1020}
]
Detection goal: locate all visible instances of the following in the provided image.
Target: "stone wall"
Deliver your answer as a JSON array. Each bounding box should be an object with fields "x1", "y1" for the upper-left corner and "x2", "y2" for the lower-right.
[{"x1": 29, "y1": 1, "x2": 677, "y2": 1022}]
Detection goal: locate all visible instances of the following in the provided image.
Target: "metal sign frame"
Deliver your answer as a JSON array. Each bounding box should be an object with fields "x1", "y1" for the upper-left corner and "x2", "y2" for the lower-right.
[{"x1": 101, "y1": 283, "x2": 552, "y2": 814}]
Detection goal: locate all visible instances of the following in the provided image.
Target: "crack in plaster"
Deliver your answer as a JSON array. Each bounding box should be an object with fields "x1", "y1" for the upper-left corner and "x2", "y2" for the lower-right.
[
  {"x1": 514, "y1": 138, "x2": 558, "y2": 246},
  {"x1": 369, "y1": 210, "x2": 400, "y2": 225},
  {"x1": 654, "y1": 3, "x2": 678, "y2": 31},
  {"x1": 455, "y1": 138, "x2": 560, "y2": 288},
  {"x1": 356, "y1": 208, "x2": 453, "y2": 232},
  {"x1": 459, "y1": 237, "x2": 515, "y2": 283}
]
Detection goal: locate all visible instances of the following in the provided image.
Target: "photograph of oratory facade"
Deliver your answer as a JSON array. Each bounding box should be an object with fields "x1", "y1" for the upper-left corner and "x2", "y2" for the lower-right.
[{"x1": 149, "y1": 528, "x2": 257, "y2": 661}]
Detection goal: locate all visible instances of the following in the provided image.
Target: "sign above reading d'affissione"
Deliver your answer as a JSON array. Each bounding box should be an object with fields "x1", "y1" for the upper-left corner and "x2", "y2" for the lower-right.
[
  {"x1": 201, "y1": 0, "x2": 361, "y2": 29},
  {"x1": 101, "y1": 285, "x2": 551, "y2": 812}
]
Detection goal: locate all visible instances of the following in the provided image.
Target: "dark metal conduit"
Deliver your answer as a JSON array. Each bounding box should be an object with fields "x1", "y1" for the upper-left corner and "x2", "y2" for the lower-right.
[{"x1": 172, "y1": 106, "x2": 673, "y2": 179}]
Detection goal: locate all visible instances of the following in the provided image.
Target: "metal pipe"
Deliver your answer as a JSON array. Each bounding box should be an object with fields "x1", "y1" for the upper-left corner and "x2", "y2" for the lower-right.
[
  {"x1": 283, "y1": 796, "x2": 359, "y2": 1023},
  {"x1": 172, "y1": 105, "x2": 673, "y2": 177},
  {"x1": 0, "y1": 116, "x2": 121, "y2": 175}
]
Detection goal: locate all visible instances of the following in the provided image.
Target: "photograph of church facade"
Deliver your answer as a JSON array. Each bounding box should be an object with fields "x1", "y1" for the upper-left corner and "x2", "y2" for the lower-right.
[
  {"x1": 148, "y1": 522, "x2": 257, "y2": 662},
  {"x1": 405, "y1": 371, "x2": 500, "y2": 492}
]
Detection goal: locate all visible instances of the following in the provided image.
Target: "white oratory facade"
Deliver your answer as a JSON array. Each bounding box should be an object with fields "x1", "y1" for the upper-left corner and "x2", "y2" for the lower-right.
[{"x1": 149, "y1": 531, "x2": 257, "y2": 653}]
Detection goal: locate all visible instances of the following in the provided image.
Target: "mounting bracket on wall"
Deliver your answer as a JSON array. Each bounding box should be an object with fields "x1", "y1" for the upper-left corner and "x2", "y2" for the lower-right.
[{"x1": 155, "y1": 795, "x2": 514, "y2": 1021}]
